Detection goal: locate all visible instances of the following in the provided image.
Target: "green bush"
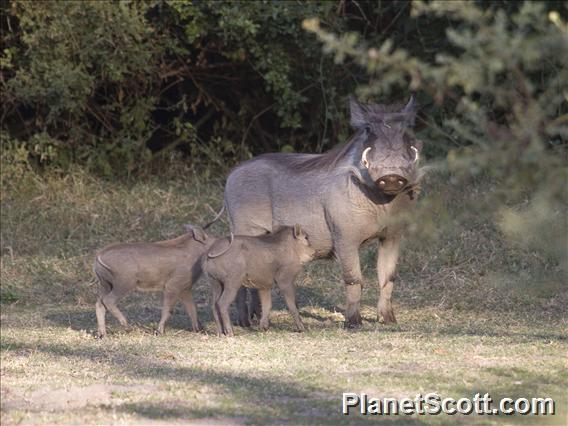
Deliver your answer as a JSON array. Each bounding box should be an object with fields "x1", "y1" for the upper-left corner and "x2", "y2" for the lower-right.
[
  {"x1": 2, "y1": 1, "x2": 363, "y2": 174},
  {"x1": 3, "y1": 1, "x2": 464, "y2": 174},
  {"x1": 2, "y1": 1, "x2": 166, "y2": 175}
]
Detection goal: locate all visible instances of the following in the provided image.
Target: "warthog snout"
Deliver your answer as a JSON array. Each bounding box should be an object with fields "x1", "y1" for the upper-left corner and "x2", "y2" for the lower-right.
[{"x1": 376, "y1": 174, "x2": 407, "y2": 193}]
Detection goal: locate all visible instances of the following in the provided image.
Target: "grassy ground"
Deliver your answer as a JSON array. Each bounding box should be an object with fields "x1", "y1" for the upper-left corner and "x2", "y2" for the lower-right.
[{"x1": 1, "y1": 166, "x2": 566, "y2": 425}]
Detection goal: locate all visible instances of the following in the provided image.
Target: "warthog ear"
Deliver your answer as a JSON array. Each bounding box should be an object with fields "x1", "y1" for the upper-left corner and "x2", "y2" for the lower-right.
[
  {"x1": 293, "y1": 224, "x2": 303, "y2": 239},
  {"x1": 185, "y1": 224, "x2": 208, "y2": 243},
  {"x1": 401, "y1": 94, "x2": 417, "y2": 127},
  {"x1": 349, "y1": 96, "x2": 369, "y2": 129}
]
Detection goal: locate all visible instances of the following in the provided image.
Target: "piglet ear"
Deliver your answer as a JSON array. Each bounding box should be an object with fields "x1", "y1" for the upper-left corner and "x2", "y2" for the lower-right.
[
  {"x1": 293, "y1": 224, "x2": 303, "y2": 239},
  {"x1": 185, "y1": 224, "x2": 208, "y2": 243},
  {"x1": 349, "y1": 96, "x2": 369, "y2": 129}
]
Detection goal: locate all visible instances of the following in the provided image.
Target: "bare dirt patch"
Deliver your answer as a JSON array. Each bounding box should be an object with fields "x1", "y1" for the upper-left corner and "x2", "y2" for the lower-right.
[{"x1": 2, "y1": 383, "x2": 158, "y2": 412}]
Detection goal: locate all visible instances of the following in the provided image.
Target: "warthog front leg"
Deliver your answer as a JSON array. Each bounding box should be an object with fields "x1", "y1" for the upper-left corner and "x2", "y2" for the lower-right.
[
  {"x1": 335, "y1": 242, "x2": 364, "y2": 329},
  {"x1": 377, "y1": 237, "x2": 400, "y2": 324},
  {"x1": 277, "y1": 279, "x2": 305, "y2": 332}
]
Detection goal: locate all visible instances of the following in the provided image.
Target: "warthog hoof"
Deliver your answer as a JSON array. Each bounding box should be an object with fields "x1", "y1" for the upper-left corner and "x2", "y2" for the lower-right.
[
  {"x1": 95, "y1": 332, "x2": 106, "y2": 339},
  {"x1": 250, "y1": 307, "x2": 262, "y2": 322},
  {"x1": 344, "y1": 321, "x2": 363, "y2": 330},
  {"x1": 259, "y1": 320, "x2": 270, "y2": 331},
  {"x1": 380, "y1": 314, "x2": 397, "y2": 324},
  {"x1": 378, "y1": 306, "x2": 397, "y2": 324},
  {"x1": 344, "y1": 312, "x2": 363, "y2": 329},
  {"x1": 237, "y1": 311, "x2": 251, "y2": 328},
  {"x1": 192, "y1": 321, "x2": 204, "y2": 333}
]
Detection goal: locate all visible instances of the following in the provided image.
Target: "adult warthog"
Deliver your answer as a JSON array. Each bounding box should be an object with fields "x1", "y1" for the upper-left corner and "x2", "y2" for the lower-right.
[{"x1": 208, "y1": 95, "x2": 424, "y2": 328}]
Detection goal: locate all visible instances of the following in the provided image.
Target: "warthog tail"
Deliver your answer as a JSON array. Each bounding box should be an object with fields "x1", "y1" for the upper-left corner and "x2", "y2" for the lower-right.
[
  {"x1": 95, "y1": 255, "x2": 112, "y2": 272},
  {"x1": 93, "y1": 255, "x2": 113, "y2": 292},
  {"x1": 207, "y1": 233, "x2": 234, "y2": 258},
  {"x1": 203, "y1": 204, "x2": 225, "y2": 230}
]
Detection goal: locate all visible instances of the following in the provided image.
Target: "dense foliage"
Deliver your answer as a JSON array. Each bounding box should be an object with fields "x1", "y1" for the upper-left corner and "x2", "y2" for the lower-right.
[
  {"x1": 3, "y1": 1, "x2": 564, "y2": 167},
  {"x1": 1, "y1": 0, "x2": 366, "y2": 174},
  {"x1": 0, "y1": 0, "x2": 484, "y2": 174}
]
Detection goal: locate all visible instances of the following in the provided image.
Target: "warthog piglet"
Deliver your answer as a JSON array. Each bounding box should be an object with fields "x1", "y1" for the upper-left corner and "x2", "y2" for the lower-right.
[
  {"x1": 93, "y1": 225, "x2": 214, "y2": 337},
  {"x1": 203, "y1": 224, "x2": 315, "y2": 336}
]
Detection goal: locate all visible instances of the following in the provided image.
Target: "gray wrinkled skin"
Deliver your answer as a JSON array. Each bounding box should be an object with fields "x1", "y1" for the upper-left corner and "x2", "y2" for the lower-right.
[
  {"x1": 93, "y1": 225, "x2": 214, "y2": 337},
  {"x1": 203, "y1": 225, "x2": 315, "y2": 336},
  {"x1": 222, "y1": 96, "x2": 424, "y2": 328}
]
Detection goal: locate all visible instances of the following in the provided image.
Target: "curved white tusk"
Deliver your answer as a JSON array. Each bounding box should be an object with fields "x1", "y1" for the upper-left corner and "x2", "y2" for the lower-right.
[
  {"x1": 411, "y1": 146, "x2": 419, "y2": 163},
  {"x1": 361, "y1": 147, "x2": 372, "y2": 168}
]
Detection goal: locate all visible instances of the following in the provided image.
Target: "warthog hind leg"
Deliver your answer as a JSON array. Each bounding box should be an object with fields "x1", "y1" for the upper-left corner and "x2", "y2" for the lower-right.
[
  {"x1": 180, "y1": 288, "x2": 203, "y2": 332},
  {"x1": 101, "y1": 288, "x2": 129, "y2": 332},
  {"x1": 230, "y1": 220, "x2": 270, "y2": 328},
  {"x1": 156, "y1": 289, "x2": 179, "y2": 335},
  {"x1": 249, "y1": 289, "x2": 262, "y2": 323},
  {"x1": 94, "y1": 274, "x2": 114, "y2": 338},
  {"x1": 236, "y1": 288, "x2": 251, "y2": 328},
  {"x1": 209, "y1": 278, "x2": 224, "y2": 336},
  {"x1": 216, "y1": 281, "x2": 241, "y2": 337},
  {"x1": 95, "y1": 299, "x2": 107, "y2": 338},
  {"x1": 257, "y1": 288, "x2": 272, "y2": 331}
]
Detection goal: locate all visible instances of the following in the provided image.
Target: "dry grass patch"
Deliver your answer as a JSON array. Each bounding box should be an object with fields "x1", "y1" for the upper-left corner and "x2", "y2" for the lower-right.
[{"x1": 1, "y1": 168, "x2": 566, "y2": 425}]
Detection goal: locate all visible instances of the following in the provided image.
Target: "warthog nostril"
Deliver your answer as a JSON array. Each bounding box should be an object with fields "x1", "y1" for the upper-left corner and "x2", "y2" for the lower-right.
[{"x1": 376, "y1": 174, "x2": 407, "y2": 192}]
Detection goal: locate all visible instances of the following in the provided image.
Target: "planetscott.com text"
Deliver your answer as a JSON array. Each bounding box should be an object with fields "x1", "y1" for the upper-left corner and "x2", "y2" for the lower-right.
[{"x1": 342, "y1": 392, "x2": 555, "y2": 416}]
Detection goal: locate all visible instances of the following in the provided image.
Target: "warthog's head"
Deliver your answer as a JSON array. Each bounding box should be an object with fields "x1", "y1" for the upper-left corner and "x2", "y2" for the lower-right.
[
  {"x1": 351, "y1": 95, "x2": 423, "y2": 195},
  {"x1": 291, "y1": 224, "x2": 316, "y2": 263}
]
